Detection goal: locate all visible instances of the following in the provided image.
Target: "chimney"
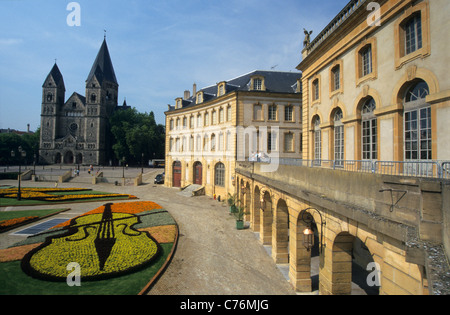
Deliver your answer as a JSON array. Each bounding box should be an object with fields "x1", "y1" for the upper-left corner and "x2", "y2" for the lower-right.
[
  {"x1": 27, "y1": 124, "x2": 30, "y2": 133},
  {"x1": 193, "y1": 83, "x2": 197, "y2": 96},
  {"x1": 184, "y1": 90, "x2": 190, "y2": 100}
]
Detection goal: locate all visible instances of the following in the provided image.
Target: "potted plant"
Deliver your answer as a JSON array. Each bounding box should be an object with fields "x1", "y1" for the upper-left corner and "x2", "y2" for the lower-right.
[
  {"x1": 227, "y1": 193, "x2": 238, "y2": 214},
  {"x1": 233, "y1": 201, "x2": 248, "y2": 230}
]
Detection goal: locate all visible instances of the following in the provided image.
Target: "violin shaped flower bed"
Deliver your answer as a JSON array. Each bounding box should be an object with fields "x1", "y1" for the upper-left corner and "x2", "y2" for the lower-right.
[
  {"x1": 0, "y1": 201, "x2": 178, "y2": 295},
  {"x1": 0, "y1": 187, "x2": 137, "y2": 204}
]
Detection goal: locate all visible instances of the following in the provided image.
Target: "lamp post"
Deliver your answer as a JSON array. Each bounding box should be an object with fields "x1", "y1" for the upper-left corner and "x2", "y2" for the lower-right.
[
  {"x1": 11, "y1": 146, "x2": 26, "y2": 201},
  {"x1": 301, "y1": 208, "x2": 325, "y2": 253}
]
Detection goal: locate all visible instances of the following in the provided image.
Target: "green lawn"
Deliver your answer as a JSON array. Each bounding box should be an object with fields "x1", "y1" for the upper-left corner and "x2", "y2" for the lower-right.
[{"x1": 0, "y1": 243, "x2": 173, "y2": 295}]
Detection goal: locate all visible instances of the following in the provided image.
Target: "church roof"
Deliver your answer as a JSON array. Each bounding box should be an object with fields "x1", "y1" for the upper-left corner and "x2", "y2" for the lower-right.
[
  {"x1": 86, "y1": 39, "x2": 118, "y2": 85},
  {"x1": 43, "y1": 63, "x2": 65, "y2": 88}
]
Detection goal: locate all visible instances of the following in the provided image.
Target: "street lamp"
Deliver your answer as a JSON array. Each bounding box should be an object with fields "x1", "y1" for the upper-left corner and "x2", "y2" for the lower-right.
[
  {"x1": 301, "y1": 208, "x2": 325, "y2": 253},
  {"x1": 11, "y1": 146, "x2": 26, "y2": 201}
]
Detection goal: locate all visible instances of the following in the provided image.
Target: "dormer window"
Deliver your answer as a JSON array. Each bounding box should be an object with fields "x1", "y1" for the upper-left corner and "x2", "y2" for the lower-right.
[
  {"x1": 196, "y1": 92, "x2": 204, "y2": 104},
  {"x1": 250, "y1": 76, "x2": 265, "y2": 91},
  {"x1": 254, "y1": 78, "x2": 262, "y2": 90},
  {"x1": 217, "y1": 82, "x2": 226, "y2": 97},
  {"x1": 175, "y1": 98, "x2": 182, "y2": 109}
]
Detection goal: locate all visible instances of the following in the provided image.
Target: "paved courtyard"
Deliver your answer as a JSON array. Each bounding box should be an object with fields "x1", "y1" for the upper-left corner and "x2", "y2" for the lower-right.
[{"x1": 0, "y1": 169, "x2": 297, "y2": 295}]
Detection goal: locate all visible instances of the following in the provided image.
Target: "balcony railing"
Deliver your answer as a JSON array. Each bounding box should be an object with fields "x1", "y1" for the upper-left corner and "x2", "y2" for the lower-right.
[{"x1": 256, "y1": 158, "x2": 450, "y2": 180}]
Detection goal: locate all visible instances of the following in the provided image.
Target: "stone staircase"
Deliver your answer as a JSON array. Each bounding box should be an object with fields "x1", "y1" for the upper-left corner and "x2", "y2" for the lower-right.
[{"x1": 177, "y1": 184, "x2": 204, "y2": 197}]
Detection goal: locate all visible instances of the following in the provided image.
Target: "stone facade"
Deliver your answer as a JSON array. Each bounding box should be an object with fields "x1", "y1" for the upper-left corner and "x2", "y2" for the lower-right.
[
  {"x1": 39, "y1": 39, "x2": 120, "y2": 166},
  {"x1": 164, "y1": 71, "x2": 302, "y2": 197}
]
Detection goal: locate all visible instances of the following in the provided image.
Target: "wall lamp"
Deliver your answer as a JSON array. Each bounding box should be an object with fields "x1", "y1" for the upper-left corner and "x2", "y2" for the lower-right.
[{"x1": 301, "y1": 208, "x2": 325, "y2": 253}]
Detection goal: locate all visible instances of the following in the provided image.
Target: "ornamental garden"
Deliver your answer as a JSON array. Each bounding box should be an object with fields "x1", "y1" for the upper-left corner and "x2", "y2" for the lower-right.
[{"x1": 0, "y1": 188, "x2": 178, "y2": 295}]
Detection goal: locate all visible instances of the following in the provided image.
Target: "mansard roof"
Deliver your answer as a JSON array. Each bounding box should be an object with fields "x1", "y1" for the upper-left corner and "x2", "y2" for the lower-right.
[
  {"x1": 168, "y1": 70, "x2": 301, "y2": 112},
  {"x1": 86, "y1": 39, "x2": 118, "y2": 85},
  {"x1": 43, "y1": 63, "x2": 65, "y2": 89}
]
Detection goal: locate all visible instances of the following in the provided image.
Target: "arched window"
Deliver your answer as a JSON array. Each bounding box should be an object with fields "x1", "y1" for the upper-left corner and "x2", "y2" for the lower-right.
[
  {"x1": 361, "y1": 98, "x2": 377, "y2": 160},
  {"x1": 215, "y1": 162, "x2": 225, "y2": 187},
  {"x1": 334, "y1": 108, "x2": 344, "y2": 166},
  {"x1": 404, "y1": 80, "x2": 431, "y2": 161}
]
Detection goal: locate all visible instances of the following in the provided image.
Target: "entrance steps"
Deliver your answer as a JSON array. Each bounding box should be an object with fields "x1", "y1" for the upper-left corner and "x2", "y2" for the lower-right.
[{"x1": 177, "y1": 184, "x2": 204, "y2": 197}]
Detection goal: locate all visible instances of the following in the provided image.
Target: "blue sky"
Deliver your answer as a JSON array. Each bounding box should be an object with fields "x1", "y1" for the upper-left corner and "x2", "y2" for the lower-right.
[{"x1": 0, "y1": 0, "x2": 349, "y2": 131}]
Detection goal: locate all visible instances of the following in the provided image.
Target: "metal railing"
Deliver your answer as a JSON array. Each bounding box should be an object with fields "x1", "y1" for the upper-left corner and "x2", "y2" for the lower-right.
[{"x1": 272, "y1": 158, "x2": 450, "y2": 180}]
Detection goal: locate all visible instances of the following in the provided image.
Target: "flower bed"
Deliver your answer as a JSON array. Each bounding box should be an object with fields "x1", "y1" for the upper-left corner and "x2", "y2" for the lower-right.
[
  {"x1": 0, "y1": 188, "x2": 136, "y2": 202},
  {"x1": 0, "y1": 217, "x2": 38, "y2": 232},
  {"x1": 20, "y1": 201, "x2": 172, "y2": 282}
]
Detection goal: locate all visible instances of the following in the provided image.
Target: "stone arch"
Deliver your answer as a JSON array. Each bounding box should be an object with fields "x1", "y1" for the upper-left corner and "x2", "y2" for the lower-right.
[
  {"x1": 273, "y1": 198, "x2": 290, "y2": 264},
  {"x1": 324, "y1": 231, "x2": 380, "y2": 295},
  {"x1": 391, "y1": 69, "x2": 438, "y2": 161},
  {"x1": 391, "y1": 67, "x2": 440, "y2": 107},
  {"x1": 244, "y1": 181, "x2": 251, "y2": 222},
  {"x1": 253, "y1": 185, "x2": 261, "y2": 232},
  {"x1": 260, "y1": 190, "x2": 273, "y2": 245},
  {"x1": 64, "y1": 151, "x2": 74, "y2": 164},
  {"x1": 291, "y1": 207, "x2": 320, "y2": 292}
]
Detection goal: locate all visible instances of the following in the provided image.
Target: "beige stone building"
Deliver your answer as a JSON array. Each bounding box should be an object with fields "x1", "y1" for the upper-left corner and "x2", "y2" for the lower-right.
[
  {"x1": 164, "y1": 70, "x2": 302, "y2": 198},
  {"x1": 297, "y1": 0, "x2": 450, "y2": 169},
  {"x1": 232, "y1": 0, "x2": 449, "y2": 295}
]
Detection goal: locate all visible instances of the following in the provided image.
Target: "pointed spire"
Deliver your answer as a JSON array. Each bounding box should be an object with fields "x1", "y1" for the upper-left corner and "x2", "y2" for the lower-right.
[
  {"x1": 86, "y1": 38, "x2": 118, "y2": 85},
  {"x1": 43, "y1": 62, "x2": 65, "y2": 89}
]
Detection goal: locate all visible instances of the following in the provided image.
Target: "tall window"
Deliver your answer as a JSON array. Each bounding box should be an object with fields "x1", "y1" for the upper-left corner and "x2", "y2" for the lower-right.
[
  {"x1": 268, "y1": 105, "x2": 277, "y2": 121},
  {"x1": 361, "y1": 46, "x2": 372, "y2": 77},
  {"x1": 404, "y1": 81, "x2": 430, "y2": 160},
  {"x1": 404, "y1": 13, "x2": 422, "y2": 55},
  {"x1": 361, "y1": 98, "x2": 377, "y2": 160},
  {"x1": 313, "y1": 117, "x2": 321, "y2": 163},
  {"x1": 285, "y1": 105, "x2": 293, "y2": 122},
  {"x1": 334, "y1": 108, "x2": 344, "y2": 166},
  {"x1": 215, "y1": 162, "x2": 225, "y2": 187},
  {"x1": 312, "y1": 79, "x2": 320, "y2": 101},
  {"x1": 284, "y1": 133, "x2": 294, "y2": 152},
  {"x1": 211, "y1": 134, "x2": 216, "y2": 151},
  {"x1": 253, "y1": 104, "x2": 263, "y2": 120},
  {"x1": 332, "y1": 66, "x2": 340, "y2": 91}
]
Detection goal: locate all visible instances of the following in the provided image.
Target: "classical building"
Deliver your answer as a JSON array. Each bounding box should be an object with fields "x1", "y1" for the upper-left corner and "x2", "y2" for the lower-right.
[
  {"x1": 39, "y1": 38, "x2": 120, "y2": 166},
  {"x1": 298, "y1": 0, "x2": 450, "y2": 167},
  {"x1": 164, "y1": 70, "x2": 302, "y2": 198},
  {"x1": 233, "y1": 0, "x2": 450, "y2": 295}
]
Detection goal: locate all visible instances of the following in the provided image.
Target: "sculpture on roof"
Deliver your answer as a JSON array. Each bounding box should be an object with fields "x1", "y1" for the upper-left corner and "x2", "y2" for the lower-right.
[{"x1": 303, "y1": 28, "x2": 313, "y2": 47}]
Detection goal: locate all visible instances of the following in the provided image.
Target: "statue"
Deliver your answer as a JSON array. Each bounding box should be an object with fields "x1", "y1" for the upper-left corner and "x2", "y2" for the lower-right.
[{"x1": 303, "y1": 28, "x2": 313, "y2": 47}]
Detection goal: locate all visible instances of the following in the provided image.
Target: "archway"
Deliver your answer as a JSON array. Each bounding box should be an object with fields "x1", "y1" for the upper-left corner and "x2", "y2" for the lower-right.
[
  {"x1": 260, "y1": 190, "x2": 272, "y2": 245},
  {"x1": 328, "y1": 232, "x2": 380, "y2": 295},
  {"x1": 193, "y1": 161, "x2": 203, "y2": 185},
  {"x1": 244, "y1": 182, "x2": 251, "y2": 222},
  {"x1": 253, "y1": 186, "x2": 261, "y2": 232},
  {"x1": 172, "y1": 161, "x2": 182, "y2": 188},
  {"x1": 274, "y1": 199, "x2": 290, "y2": 264},
  {"x1": 64, "y1": 151, "x2": 74, "y2": 164}
]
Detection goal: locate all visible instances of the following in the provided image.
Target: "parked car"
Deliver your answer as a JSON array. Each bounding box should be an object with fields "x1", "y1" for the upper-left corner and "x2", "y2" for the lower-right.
[{"x1": 154, "y1": 174, "x2": 164, "y2": 184}]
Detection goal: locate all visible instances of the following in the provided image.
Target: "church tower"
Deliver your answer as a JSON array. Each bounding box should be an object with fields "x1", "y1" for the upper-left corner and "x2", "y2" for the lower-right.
[
  {"x1": 39, "y1": 63, "x2": 65, "y2": 164},
  {"x1": 84, "y1": 38, "x2": 119, "y2": 165},
  {"x1": 38, "y1": 38, "x2": 119, "y2": 166}
]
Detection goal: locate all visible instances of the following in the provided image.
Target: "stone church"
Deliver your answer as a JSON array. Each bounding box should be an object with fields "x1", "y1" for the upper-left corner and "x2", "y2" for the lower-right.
[{"x1": 39, "y1": 38, "x2": 124, "y2": 166}]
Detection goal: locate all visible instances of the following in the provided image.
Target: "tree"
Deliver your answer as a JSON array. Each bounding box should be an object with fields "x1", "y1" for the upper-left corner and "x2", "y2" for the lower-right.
[{"x1": 109, "y1": 108, "x2": 165, "y2": 166}]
